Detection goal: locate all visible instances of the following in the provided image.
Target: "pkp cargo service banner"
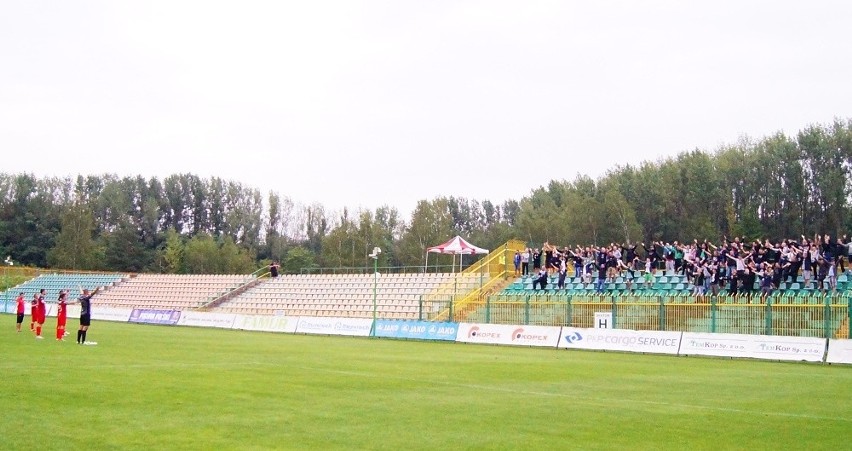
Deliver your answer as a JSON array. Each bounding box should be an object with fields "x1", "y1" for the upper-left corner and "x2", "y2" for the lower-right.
[
  {"x1": 825, "y1": 339, "x2": 852, "y2": 364},
  {"x1": 128, "y1": 309, "x2": 181, "y2": 325},
  {"x1": 456, "y1": 323, "x2": 561, "y2": 347},
  {"x1": 679, "y1": 332, "x2": 826, "y2": 362},
  {"x1": 558, "y1": 327, "x2": 682, "y2": 355},
  {"x1": 295, "y1": 316, "x2": 372, "y2": 337},
  {"x1": 374, "y1": 320, "x2": 459, "y2": 341}
]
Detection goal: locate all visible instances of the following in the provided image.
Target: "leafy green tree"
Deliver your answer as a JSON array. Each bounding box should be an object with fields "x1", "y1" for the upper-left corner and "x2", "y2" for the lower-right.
[
  {"x1": 183, "y1": 233, "x2": 220, "y2": 273},
  {"x1": 218, "y1": 235, "x2": 256, "y2": 273},
  {"x1": 47, "y1": 203, "x2": 101, "y2": 270},
  {"x1": 101, "y1": 219, "x2": 153, "y2": 272},
  {"x1": 283, "y1": 246, "x2": 316, "y2": 273},
  {"x1": 398, "y1": 198, "x2": 454, "y2": 268},
  {"x1": 158, "y1": 227, "x2": 185, "y2": 273}
]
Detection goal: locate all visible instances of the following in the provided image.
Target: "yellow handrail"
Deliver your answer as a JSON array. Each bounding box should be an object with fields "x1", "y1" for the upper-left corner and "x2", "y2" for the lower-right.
[{"x1": 429, "y1": 239, "x2": 526, "y2": 321}]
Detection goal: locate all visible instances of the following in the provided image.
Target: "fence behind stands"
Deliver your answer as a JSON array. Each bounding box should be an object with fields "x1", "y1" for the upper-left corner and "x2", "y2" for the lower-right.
[{"x1": 463, "y1": 293, "x2": 851, "y2": 339}]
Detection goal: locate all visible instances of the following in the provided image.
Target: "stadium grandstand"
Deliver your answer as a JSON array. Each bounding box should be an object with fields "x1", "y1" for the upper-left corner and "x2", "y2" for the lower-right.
[
  {"x1": 0, "y1": 239, "x2": 849, "y2": 339},
  {"x1": 0, "y1": 272, "x2": 126, "y2": 306}
]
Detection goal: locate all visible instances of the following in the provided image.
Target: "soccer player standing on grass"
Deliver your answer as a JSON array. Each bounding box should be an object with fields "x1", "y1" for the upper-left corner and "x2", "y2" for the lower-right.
[
  {"x1": 35, "y1": 289, "x2": 47, "y2": 339},
  {"x1": 56, "y1": 291, "x2": 68, "y2": 341},
  {"x1": 15, "y1": 292, "x2": 25, "y2": 332},
  {"x1": 30, "y1": 293, "x2": 38, "y2": 332},
  {"x1": 72, "y1": 287, "x2": 100, "y2": 345}
]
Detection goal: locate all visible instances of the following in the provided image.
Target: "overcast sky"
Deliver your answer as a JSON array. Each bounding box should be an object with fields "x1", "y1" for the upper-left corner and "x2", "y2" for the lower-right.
[{"x1": 2, "y1": 1, "x2": 850, "y2": 216}]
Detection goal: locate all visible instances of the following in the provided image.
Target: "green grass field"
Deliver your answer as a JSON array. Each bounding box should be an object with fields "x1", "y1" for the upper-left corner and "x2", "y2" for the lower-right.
[{"x1": 2, "y1": 315, "x2": 851, "y2": 450}]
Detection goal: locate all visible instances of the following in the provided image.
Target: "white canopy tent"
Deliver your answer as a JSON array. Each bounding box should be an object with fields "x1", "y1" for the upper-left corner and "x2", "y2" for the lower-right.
[{"x1": 425, "y1": 235, "x2": 489, "y2": 273}]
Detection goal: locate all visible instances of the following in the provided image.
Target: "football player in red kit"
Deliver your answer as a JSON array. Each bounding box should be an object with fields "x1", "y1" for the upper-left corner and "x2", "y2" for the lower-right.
[
  {"x1": 35, "y1": 289, "x2": 47, "y2": 339},
  {"x1": 56, "y1": 291, "x2": 68, "y2": 341},
  {"x1": 30, "y1": 293, "x2": 38, "y2": 332},
  {"x1": 15, "y1": 292, "x2": 25, "y2": 332}
]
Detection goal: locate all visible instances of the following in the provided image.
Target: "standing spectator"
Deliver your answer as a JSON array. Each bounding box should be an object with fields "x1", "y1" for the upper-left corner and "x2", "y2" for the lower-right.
[
  {"x1": 595, "y1": 261, "x2": 607, "y2": 293},
  {"x1": 532, "y1": 267, "x2": 548, "y2": 292},
  {"x1": 673, "y1": 241, "x2": 685, "y2": 274},
  {"x1": 532, "y1": 248, "x2": 541, "y2": 274},
  {"x1": 617, "y1": 258, "x2": 634, "y2": 292},
  {"x1": 543, "y1": 243, "x2": 557, "y2": 275},
  {"x1": 521, "y1": 248, "x2": 530, "y2": 276},
  {"x1": 556, "y1": 257, "x2": 567, "y2": 290},
  {"x1": 571, "y1": 250, "x2": 583, "y2": 279},
  {"x1": 513, "y1": 251, "x2": 521, "y2": 277},
  {"x1": 802, "y1": 243, "x2": 816, "y2": 289},
  {"x1": 649, "y1": 242, "x2": 662, "y2": 275},
  {"x1": 269, "y1": 261, "x2": 280, "y2": 279},
  {"x1": 727, "y1": 270, "x2": 739, "y2": 296},
  {"x1": 846, "y1": 235, "x2": 852, "y2": 274},
  {"x1": 709, "y1": 265, "x2": 722, "y2": 296},
  {"x1": 56, "y1": 291, "x2": 68, "y2": 341},
  {"x1": 663, "y1": 243, "x2": 676, "y2": 275},
  {"x1": 827, "y1": 257, "x2": 838, "y2": 293},
  {"x1": 14, "y1": 292, "x2": 25, "y2": 332},
  {"x1": 759, "y1": 265, "x2": 774, "y2": 298},
  {"x1": 605, "y1": 251, "x2": 619, "y2": 283},
  {"x1": 742, "y1": 267, "x2": 757, "y2": 300},
  {"x1": 643, "y1": 258, "x2": 654, "y2": 289},
  {"x1": 816, "y1": 256, "x2": 831, "y2": 293},
  {"x1": 621, "y1": 242, "x2": 639, "y2": 268}
]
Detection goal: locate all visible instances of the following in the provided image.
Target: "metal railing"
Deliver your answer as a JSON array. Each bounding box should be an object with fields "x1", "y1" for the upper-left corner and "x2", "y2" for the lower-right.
[{"x1": 457, "y1": 293, "x2": 851, "y2": 338}]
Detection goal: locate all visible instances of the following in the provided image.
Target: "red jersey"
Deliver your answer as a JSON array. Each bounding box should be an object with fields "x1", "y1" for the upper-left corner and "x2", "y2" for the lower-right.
[
  {"x1": 57, "y1": 301, "x2": 67, "y2": 325},
  {"x1": 16, "y1": 296, "x2": 25, "y2": 314},
  {"x1": 36, "y1": 298, "x2": 46, "y2": 323}
]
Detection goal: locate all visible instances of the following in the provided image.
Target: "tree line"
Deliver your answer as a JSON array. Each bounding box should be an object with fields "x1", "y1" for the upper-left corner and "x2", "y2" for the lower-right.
[{"x1": 1, "y1": 119, "x2": 850, "y2": 274}]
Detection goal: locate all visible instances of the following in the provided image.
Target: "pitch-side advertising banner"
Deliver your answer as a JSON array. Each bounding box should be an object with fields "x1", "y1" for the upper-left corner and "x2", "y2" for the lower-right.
[
  {"x1": 46, "y1": 306, "x2": 128, "y2": 322},
  {"x1": 679, "y1": 332, "x2": 826, "y2": 362},
  {"x1": 295, "y1": 316, "x2": 372, "y2": 337},
  {"x1": 93, "y1": 307, "x2": 132, "y2": 322},
  {"x1": 67, "y1": 305, "x2": 81, "y2": 318},
  {"x1": 178, "y1": 311, "x2": 237, "y2": 329},
  {"x1": 456, "y1": 323, "x2": 561, "y2": 347},
  {"x1": 558, "y1": 327, "x2": 682, "y2": 355},
  {"x1": 45, "y1": 305, "x2": 123, "y2": 322},
  {"x1": 825, "y1": 339, "x2": 852, "y2": 364},
  {"x1": 374, "y1": 320, "x2": 459, "y2": 341},
  {"x1": 128, "y1": 309, "x2": 181, "y2": 325},
  {"x1": 232, "y1": 314, "x2": 297, "y2": 333}
]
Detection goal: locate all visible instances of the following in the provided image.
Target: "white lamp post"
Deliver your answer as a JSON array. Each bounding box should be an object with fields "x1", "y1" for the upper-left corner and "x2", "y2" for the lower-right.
[{"x1": 368, "y1": 247, "x2": 381, "y2": 336}]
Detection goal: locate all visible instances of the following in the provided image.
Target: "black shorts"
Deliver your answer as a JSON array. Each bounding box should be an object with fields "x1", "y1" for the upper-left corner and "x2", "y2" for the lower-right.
[
  {"x1": 80, "y1": 314, "x2": 91, "y2": 327},
  {"x1": 16, "y1": 313, "x2": 24, "y2": 324}
]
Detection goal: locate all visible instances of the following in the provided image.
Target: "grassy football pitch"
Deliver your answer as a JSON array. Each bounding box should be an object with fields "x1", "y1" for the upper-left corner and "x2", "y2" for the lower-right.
[{"x1": 2, "y1": 316, "x2": 850, "y2": 450}]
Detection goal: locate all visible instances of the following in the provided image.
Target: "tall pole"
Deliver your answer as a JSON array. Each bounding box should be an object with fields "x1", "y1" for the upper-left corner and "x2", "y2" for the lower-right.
[
  {"x1": 372, "y1": 256, "x2": 378, "y2": 336},
  {"x1": 3, "y1": 265, "x2": 7, "y2": 313},
  {"x1": 3, "y1": 258, "x2": 11, "y2": 313},
  {"x1": 368, "y1": 247, "x2": 381, "y2": 337}
]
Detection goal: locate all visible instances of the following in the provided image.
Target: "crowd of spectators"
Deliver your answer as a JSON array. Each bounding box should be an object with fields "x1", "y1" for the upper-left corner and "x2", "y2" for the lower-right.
[{"x1": 512, "y1": 234, "x2": 852, "y2": 296}]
